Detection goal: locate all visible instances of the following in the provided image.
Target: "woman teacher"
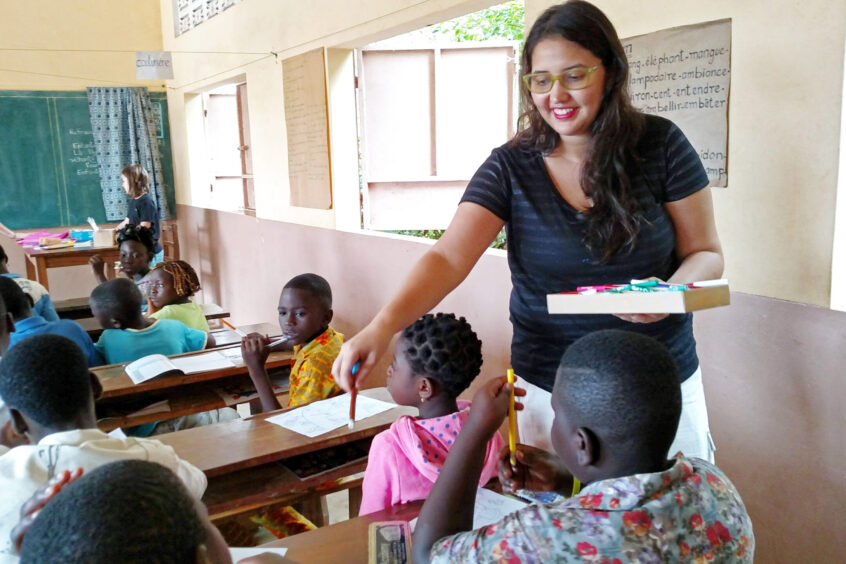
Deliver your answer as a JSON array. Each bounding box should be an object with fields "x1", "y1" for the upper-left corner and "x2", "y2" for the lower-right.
[{"x1": 333, "y1": 0, "x2": 722, "y2": 461}]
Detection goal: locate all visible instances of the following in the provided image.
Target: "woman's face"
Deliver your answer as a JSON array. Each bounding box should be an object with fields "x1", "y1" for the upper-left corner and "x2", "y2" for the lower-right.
[{"x1": 529, "y1": 36, "x2": 606, "y2": 142}]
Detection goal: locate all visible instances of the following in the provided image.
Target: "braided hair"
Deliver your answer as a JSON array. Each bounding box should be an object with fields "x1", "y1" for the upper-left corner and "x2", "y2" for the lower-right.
[
  {"x1": 152, "y1": 260, "x2": 201, "y2": 298},
  {"x1": 401, "y1": 313, "x2": 483, "y2": 399}
]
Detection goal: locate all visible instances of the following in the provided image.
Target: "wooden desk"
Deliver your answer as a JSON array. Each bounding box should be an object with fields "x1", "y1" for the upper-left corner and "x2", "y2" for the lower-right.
[
  {"x1": 22, "y1": 244, "x2": 119, "y2": 291},
  {"x1": 159, "y1": 388, "x2": 411, "y2": 476},
  {"x1": 94, "y1": 347, "x2": 293, "y2": 431},
  {"x1": 261, "y1": 500, "x2": 423, "y2": 563},
  {"x1": 209, "y1": 322, "x2": 282, "y2": 348},
  {"x1": 158, "y1": 388, "x2": 416, "y2": 519}
]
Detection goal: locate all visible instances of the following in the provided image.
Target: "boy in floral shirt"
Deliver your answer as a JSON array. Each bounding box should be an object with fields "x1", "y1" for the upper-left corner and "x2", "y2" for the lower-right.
[{"x1": 413, "y1": 330, "x2": 754, "y2": 563}]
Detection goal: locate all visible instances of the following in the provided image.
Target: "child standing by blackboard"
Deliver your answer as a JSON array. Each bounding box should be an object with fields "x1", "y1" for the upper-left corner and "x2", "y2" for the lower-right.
[{"x1": 115, "y1": 164, "x2": 163, "y2": 266}]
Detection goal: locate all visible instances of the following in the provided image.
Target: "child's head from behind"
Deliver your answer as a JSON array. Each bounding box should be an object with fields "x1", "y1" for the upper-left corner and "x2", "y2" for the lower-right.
[
  {"x1": 116, "y1": 224, "x2": 156, "y2": 277},
  {"x1": 551, "y1": 329, "x2": 681, "y2": 482},
  {"x1": 121, "y1": 163, "x2": 149, "y2": 198},
  {"x1": 0, "y1": 276, "x2": 33, "y2": 321},
  {"x1": 149, "y1": 260, "x2": 201, "y2": 310},
  {"x1": 279, "y1": 273, "x2": 333, "y2": 346},
  {"x1": 388, "y1": 313, "x2": 482, "y2": 407},
  {"x1": 0, "y1": 334, "x2": 99, "y2": 441},
  {"x1": 20, "y1": 460, "x2": 232, "y2": 564},
  {"x1": 90, "y1": 278, "x2": 144, "y2": 329},
  {"x1": 0, "y1": 243, "x2": 7, "y2": 269}
]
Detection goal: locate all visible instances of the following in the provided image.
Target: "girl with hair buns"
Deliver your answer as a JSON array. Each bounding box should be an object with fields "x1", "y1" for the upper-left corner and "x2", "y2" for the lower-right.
[
  {"x1": 335, "y1": 0, "x2": 722, "y2": 462},
  {"x1": 358, "y1": 313, "x2": 504, "y2": 515}
]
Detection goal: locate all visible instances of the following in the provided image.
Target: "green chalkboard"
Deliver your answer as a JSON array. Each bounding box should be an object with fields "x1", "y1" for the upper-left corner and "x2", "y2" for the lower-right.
[{"x1": 0, "y1": 90, "x2": 176, "y2": 230}]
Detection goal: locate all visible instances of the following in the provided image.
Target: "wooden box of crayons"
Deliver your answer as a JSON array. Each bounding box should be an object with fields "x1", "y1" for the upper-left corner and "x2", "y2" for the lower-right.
[{"x1": 547, "y1": 280, "x2": 730, "y2": 314}]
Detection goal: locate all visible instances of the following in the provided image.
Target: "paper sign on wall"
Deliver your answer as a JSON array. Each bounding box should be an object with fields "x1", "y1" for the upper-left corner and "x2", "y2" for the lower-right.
[
  {"x1": 624, "y1": 20, "x2": 731, "y2": 187},
  {"x1": 136, "y1": 51, "x2": 174, "y2": 80}
]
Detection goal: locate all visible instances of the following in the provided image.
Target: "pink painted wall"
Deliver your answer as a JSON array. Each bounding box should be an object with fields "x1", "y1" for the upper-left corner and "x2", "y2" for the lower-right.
[{"x1": 175, "y1": 204, "x2": 513, "y2": 391}]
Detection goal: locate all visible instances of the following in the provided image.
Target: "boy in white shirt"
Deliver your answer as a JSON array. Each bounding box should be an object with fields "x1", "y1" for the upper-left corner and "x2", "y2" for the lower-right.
[{"x1": 0, "y1": 334, "x2": 207, "y2": 562}]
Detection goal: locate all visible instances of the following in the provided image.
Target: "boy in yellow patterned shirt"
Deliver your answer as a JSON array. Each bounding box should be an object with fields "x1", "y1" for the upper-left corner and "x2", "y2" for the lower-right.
[{"x1": 242, "y1": 273, "x2": 343, "y2": 411}]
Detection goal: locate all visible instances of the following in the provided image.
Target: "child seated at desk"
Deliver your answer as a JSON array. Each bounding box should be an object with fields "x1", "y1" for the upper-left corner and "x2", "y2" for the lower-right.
[
  {"x1": 0, "y1": 334, "x2": 207, "y2": 561},
  {"x1": 412, "y1": 330, "x2": 754, "y2": 563},
  {"x1": 89, "y1": 224, "x2": 155, "y2": 312},
  {"x1": 90, "y1": 278, "x2": 211, "y2": 365},
  {"x1": 17, "y1": 460, "x2": 290, "y2": 564},
  {"x1": 0, "y1": 278, "x2": 102, "y2": 367},
  {"x1": 242, "y1": 273, "x2": 342, "y2": 410},
  {"x1": 358, "y1": 313, "x2": 504, "y2": 515},
  {"x1": 91, "y1": 279, "x2": 230, "y2": 436},
  {"x1": 0, "y1": 243, "x2": 59, "y2": 322},
  {"x1": 146, "y1": 260, "x2": 209, "y2": 332}
]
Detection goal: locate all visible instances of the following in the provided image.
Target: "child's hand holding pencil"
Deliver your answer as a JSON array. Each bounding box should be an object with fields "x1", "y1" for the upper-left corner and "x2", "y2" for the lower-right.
[{"x1": 465, "y1": 373, "x2": 526, "y2": 441}]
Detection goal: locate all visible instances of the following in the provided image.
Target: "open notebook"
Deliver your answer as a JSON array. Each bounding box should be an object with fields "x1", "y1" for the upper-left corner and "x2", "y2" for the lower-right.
[{"x1": 125, "y1": 351, "x2": 237, "y2": 384}]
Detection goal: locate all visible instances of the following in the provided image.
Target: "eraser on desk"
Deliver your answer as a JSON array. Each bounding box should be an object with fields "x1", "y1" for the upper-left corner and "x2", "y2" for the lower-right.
[{"x1": 369, "y1": 521, "x2": 412, "y2": 564}]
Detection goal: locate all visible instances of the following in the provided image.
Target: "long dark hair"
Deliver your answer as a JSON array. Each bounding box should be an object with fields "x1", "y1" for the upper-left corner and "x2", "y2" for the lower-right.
[{"x1": 513, "y1": 0, "x2": 644, "y2": 261}]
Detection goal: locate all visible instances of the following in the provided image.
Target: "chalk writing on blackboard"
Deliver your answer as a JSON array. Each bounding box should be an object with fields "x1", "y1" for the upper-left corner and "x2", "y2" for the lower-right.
[{"x1": 624, "y1": 20, "x2": 731, "y2": 187}]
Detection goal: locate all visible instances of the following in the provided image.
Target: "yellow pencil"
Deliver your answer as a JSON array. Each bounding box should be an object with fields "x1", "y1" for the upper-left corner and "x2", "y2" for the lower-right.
[{"x1": 507, "y1": 368, "x2": 517, "y2": 469}]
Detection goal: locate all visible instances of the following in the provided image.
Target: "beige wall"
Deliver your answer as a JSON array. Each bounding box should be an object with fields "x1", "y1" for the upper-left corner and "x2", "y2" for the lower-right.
[
  {"x1": 527, "y1": 0, "x2": 846, "y2": 307},
  {"x1": 0, "y1": 0, "x2": 165, "y2": 91},
  {"x1": 159, "y1": 0, "x2": 495, "y2": 228}
]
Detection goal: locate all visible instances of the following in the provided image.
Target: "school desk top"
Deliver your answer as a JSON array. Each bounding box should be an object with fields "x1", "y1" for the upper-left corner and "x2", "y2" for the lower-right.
[
  {"x1": 157, "y1": 388, "x2": 415, "y2": 477},
  {"x1": 261, "y1": 499, "x2": 424, "y2": 563},
  {"x1": 21, "y1": 243, "x2": 119, "y2": 291},
  {"x1": 93, "y1": 346, "x2": 292, "y2": 431}
]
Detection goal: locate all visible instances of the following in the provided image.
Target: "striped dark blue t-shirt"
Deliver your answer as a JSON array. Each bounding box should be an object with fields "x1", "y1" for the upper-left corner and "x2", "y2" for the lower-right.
[{"x1": 461, "y1": 115, "x2": 709, "y2": 390}]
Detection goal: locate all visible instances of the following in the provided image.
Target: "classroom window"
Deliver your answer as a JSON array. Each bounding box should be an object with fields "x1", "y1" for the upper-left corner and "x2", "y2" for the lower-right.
[
  {"x1": 354, "y1": 2, "x2": 522, "y2": 233},
  {"x1": 187, "y1": 81, "x2": 255, "y2": 215}
]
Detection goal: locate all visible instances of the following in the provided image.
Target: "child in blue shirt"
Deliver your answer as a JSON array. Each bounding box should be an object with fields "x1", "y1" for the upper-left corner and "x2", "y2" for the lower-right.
[
  {"x1": 0, "y1": 244, "x2": 59, "y2": 322},
  {"x1": 0, "y1": 278, "x2": 102, "y2": 367},
  {"x1": 90, "y1": 278, "x2": 210, "y2": 365}
]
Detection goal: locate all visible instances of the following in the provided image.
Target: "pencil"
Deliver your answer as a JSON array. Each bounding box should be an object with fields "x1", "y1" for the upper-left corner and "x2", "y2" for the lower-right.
[
  {"x1": 221, "y1": 319, "x2": 247, "y2": 337},
  {"x1": 348, "y1": 362, "x2": 360, "y2": 430},
  {"x1": 507, "y1": 368, "x2": 517, "y2": 469}
]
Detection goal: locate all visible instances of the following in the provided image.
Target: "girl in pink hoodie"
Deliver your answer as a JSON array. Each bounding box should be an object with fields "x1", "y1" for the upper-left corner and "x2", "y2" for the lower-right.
[{"x1": 359, "y1": 313, "x2": 505, "y2": 515}]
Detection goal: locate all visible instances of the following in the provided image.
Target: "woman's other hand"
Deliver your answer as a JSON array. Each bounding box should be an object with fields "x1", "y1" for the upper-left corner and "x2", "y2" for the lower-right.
[{"x1": 331, "y1": 322, "x2": 393, "y2": 393}]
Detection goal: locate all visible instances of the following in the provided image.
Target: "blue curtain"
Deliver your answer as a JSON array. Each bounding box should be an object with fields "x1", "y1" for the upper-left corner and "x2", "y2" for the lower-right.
[{"x1": 87, "y1": 87, "x2": 170, "y2": 221}]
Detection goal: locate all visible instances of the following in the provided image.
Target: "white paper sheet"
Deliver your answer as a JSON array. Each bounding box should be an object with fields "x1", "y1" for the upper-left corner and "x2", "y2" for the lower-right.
[
  {"x1": 171, "y1": 351, "x2": 236, "y2": 374},
  {"x1": 229, "y1": 547, "x2": 288, "y2": 560},
  {"x1": 266, "y1": 394, "x2": 396, "y2": 437},
  {"x1": 107, "y1": 428, "x2": 127, "y2": 439},
  {"x1": 409, "y1": 488, "x2": 526, "y2": 532}
]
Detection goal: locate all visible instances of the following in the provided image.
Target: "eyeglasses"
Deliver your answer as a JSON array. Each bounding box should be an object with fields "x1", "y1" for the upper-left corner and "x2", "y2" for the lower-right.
[{"x1": 522, "y1": 66, "x2": 600, "y2": 94}]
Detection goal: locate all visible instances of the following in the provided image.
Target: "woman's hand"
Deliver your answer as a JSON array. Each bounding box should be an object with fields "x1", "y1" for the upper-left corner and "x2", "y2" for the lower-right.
[
  {"x1": 331, "y1": 322, "x2": 394, "y2": 393},
  {"x1": 613, "y1": 277, "x2": 668, "y2": 323},
  {"x1": 465, "y1": 376, "x2": 525, "y2": 439},
  {"x1": 11, "y1": 468, "x2": 83, "y2": 552},
  {"x1": 497, "y1": 444, "x2": 572, "y2": 494},
  {"x1": 614, "y1": 313, "x2": 669, "y2": 323}
]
